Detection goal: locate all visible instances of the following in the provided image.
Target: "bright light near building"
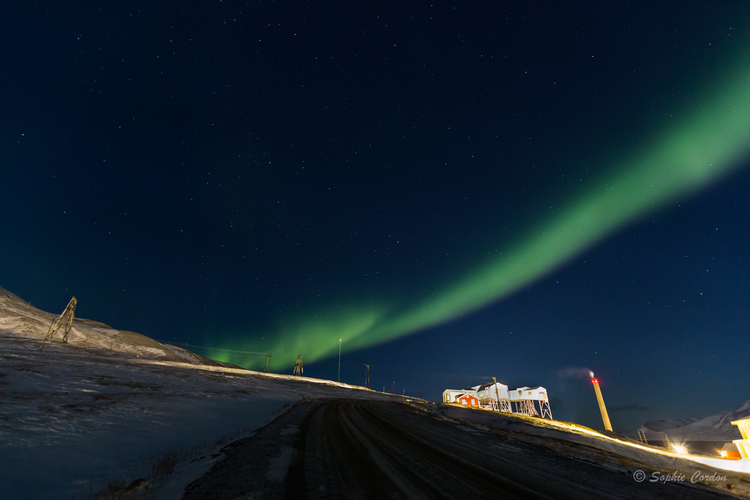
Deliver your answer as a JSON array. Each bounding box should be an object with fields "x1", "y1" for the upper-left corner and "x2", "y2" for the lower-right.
[
  {"x1": 536, "y1": 418, "x2": 748, "y2": 473},
  {"x1": 720, "y1": 450, "x2": 728, "y2": 458},
  {"x1": 672, "y1": 444, "x2": 688, "y2": 455}
]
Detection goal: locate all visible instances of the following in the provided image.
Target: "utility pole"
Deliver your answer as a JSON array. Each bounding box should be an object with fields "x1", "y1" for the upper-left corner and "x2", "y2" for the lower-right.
[
  {"x1": 338, "y1": 338, "x2": 342, "y2": 382},
  {"x1": 389, "y1": 381, "x2": 395, "y2": 406},
  {"x1": 364, "y1": 364, "x2": 370, "y2": 389},
  {"x1": 264, "y1": 353, "x2": 272, "y2": 373},
  {"x1": 493, "y1": 377, "x2": 500, "y2": 413}
]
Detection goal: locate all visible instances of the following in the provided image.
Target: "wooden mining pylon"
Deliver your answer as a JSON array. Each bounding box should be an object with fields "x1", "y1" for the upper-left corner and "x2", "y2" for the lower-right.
[
  {"x1": 293, "y1": 355, "x2": 303, "y2": 376},
  {"x1": 41, "y1": 296, "x2": 77, "y2": 351}
]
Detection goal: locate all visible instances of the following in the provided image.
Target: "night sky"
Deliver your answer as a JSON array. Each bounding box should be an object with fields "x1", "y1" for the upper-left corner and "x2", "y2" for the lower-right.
[{"x1": 3, "y1": 2, "x2": 749, "y2": 431}]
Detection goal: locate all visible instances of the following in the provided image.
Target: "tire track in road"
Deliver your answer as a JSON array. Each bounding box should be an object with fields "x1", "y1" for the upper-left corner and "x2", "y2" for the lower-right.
[
  {"x1": 352, "y1": 401, "x2": 548, "y2": 499},
  {"x1": 288, "y1": 399, "x2": 551, "y2": 500},
  {"x1": 287, "y1": 399, "x2": 416, "y2": 499},
  {"x1": 282, "y1": 400, "x2": 321, "y2": 499},
  {"x1": 313, "y1": 400, "x2": 412, "y2": 498}
]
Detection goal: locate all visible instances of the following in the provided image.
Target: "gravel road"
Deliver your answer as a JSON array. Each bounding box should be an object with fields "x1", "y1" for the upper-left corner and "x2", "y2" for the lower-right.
[{"x1": 182, "y1": 399, "x2": 744, "y2": 499}]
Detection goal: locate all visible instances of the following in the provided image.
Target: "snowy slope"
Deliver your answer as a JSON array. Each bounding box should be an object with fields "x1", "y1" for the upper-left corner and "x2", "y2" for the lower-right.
[
  {"x1": 0, "y1": 286, "x2": 232, "y2": 366},
  {"x1": 633, "y1": 401, "x2": 750, "y2": 442},
  {"x1": 0, "y1": 287, "x2": 390, "y2": 499}
]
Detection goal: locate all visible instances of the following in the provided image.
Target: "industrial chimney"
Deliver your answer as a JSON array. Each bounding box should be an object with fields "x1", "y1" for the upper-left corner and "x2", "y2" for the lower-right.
[{"x1": 591, "y1": 375, "x2": 613, "y2": 432}]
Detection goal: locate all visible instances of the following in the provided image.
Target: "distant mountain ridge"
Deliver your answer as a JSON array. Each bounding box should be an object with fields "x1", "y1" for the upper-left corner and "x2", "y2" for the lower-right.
[
  {"x1": 631, "y1": 400, "x2": 750, "y2": 442},
  {"x1": 0, "y1": 285, "x2": 234, "y2": 368},
  {"x1": 641, "y1": 418, "x2": 699, "y2": 432}
]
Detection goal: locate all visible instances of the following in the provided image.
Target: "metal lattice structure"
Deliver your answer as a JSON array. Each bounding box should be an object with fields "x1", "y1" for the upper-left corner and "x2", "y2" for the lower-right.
[
  {"x1": 264, "y1": 353, "x2": 272, "y2": 373},
  {"x1": 293, "y1": 355, "x2": 303, "y2": 376},
  {"x1": 40, "y1": 297, "x2": 77, "y2": 351}
]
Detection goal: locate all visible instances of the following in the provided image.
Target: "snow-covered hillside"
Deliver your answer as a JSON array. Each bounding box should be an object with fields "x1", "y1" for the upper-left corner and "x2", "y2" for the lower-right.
[
  {"x1": 0, "y1": 286, "x2": 234, "y2": 366},
  {"x1": 0, "y1": 286, "x2": 390, "y2": 499},
  {"x1": 632, "y1": 401, "x2": 750, "y2": 442}
]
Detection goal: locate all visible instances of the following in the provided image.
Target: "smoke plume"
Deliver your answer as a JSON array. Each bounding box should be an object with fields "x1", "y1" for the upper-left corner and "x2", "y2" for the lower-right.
[{"x1": 557, "y1": 367, "x2": 595, "y2": 380}]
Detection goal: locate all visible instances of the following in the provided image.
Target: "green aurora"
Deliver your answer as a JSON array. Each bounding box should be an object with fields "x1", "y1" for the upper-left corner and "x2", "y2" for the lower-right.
[{"x1": 207, "y1": 66, "x2": 750, "y2": 371}]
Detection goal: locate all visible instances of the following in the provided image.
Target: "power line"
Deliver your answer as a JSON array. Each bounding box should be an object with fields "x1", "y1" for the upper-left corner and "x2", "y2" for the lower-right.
[
  {"x1": 346, "y1": 361, "x2": 492, "y2": 382},
  {"x1": 155, "y1": 340, "x2": 268, "y2": 356}
]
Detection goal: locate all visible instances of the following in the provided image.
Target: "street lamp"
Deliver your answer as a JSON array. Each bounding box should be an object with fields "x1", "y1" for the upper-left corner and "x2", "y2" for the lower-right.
[{"x1": 338, "y1": 338, "x2": 342, "y2": 382}]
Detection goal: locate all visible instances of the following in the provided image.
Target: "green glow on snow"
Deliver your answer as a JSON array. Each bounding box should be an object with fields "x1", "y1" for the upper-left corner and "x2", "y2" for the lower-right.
[{"x1": 216, "y1": 66, "x2": 750, "y2": 371}]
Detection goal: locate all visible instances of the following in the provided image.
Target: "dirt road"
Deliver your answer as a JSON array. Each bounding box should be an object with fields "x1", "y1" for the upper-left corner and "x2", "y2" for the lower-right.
[{"x1": 182, "y1": 399, "x2": 743, "y2": 499}]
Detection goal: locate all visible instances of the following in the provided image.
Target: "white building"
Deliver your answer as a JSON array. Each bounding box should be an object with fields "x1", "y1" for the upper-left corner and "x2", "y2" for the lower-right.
[
  {"x1": 732, "y1": 416, "x2": 750, "y2": 460},
  {"x1": 508, "y1": 386, "x2": 552, "y2": 418},
  {"x1": 471, "y1": 382, "x2": 511, "y2": 412},
  {"x1": 509, "y1": 386, "x2": 549, "y2": 402},
  {"x1": 471, "y1": 382, "x2": 509, "y2": 401}
]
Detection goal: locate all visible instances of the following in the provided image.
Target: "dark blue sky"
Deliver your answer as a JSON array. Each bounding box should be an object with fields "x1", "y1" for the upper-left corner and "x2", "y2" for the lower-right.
[{"x1": 2, "y1": 1, "x2": 749, "y2": 431}]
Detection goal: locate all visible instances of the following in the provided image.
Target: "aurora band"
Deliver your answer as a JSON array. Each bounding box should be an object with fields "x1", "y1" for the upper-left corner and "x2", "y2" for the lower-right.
[{"x1": 209, "y1": 64, "x2": 750, "y2": 369}]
